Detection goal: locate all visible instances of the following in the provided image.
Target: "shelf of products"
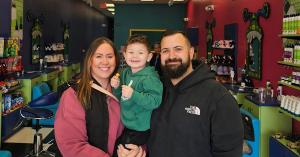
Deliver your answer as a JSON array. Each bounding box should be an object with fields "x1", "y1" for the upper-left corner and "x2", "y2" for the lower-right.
[
  {"x1": 278, "y1": 81, "x2": 300, "y2": 91},
  {"x1": 2, "y1": 84, "x2": 22, "y2": 94},
  {"x1": 209, "y1": 40, "x2": 235, "y2": 83},
  {"x1": 279, "y1": 34, "x2": 300, "y2": 39},
  {"x1": 212, "y1": 40, "x2": 234, "y2": 49},
  {"x1": 209, "y1": 55, "x2": 234, "y2": 83},
  {"x1": 270, "y1": 136, "x2": 300, "y2": 157},
  {"x1": 2, "y1": 103, "x2": 25, "y2": 116},
  {"x1": 211, "y1": 47, "x2": 234, "y2": 50},
  {"x1": 273, "y1": 1, "x2": 300, "y2": 156},
  {"x1": 278, "y1": 108, "x2": 300, "y2": 121},
  {"x1": 0, "y1": 38, "x2": 25, "y2": 143},
  {"x1": 2, "y1": 89, "x2": 24, "y2": 115},
  {"x1": 278, "y1": 61, "x2": 300, "y2": 67}
]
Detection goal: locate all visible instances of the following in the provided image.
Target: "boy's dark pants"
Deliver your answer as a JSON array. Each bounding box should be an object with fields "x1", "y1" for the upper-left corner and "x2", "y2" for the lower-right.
[{"x1": 113, "y1": 128, "x2": 150, "y2": 157}]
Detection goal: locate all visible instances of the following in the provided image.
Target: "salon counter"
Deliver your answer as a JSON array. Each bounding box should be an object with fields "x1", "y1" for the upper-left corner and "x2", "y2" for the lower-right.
[
  {"x1": 245, "y1": 95, "x2": 280, "y2": 107},
  {"x1": 223, "y1": 83, "x2": 254, "y2": 106},
  {"x1": 241, "y1": 95, "x2": 292, "y2": 157}
]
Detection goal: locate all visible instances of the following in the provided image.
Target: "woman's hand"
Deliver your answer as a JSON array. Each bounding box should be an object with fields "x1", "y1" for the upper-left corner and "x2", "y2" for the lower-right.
[{"x1": 117, "y1": 144, "x2": 146, "y2": 157}]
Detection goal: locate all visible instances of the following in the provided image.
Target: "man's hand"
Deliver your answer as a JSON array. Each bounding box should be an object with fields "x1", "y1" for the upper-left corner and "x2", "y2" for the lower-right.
[
  {"x1": 110, "y1": 73, "x2": 120, "y2": 89},
  {"x1": 117, "y1": 144, "x2": 146, "y2": 157}
]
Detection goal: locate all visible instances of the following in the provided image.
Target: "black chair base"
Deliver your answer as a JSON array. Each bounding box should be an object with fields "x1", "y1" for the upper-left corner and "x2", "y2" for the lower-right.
[
  {"x1": 24, "y1": 131, "x2": 56, "y2": 157},
  {"x1": 20, "y1": 107, "x2": 55, "y2": 157},
  {"x1": 26, "y1": 150, "x2": 55, "y2": 157}
]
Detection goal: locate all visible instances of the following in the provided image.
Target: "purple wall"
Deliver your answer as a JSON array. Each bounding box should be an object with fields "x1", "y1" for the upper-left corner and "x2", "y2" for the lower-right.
[
  {"x1": 22, "y1": 0, "x2": 112, "y2": 69},
  {"x1": 0, "y1": 0, "x2": 11, "y2": 38},
  {"x1": 1, "y1": 0, "x2": 111, "y2": 69}
]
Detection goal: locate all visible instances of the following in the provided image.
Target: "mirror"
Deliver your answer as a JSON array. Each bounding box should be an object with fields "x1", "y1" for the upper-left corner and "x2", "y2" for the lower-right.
[
  {"x1": 243, "y1": 2, "x2": 270, "y2": 80},
  {"x1": 246, "y1": 35, "x2": 262, "y2": 80},
  {"x1": 129, "y1": 29, "x2": 166, "y2": 46}
]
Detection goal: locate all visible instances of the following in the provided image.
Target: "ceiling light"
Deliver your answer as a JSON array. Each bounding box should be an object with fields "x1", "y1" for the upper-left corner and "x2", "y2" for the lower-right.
[
  {"x1": 168, "y1": 0, "x2": 173, "y2": 6},
  {"x1": 112, "y1": 12, "x2": 115, "y2": 15},
  {"x1": 83, "y1": 0, "x2": 92, "y2": 6},
  {"x1": 106, "y1": 3, "x2": 115, "y2": 7},
  {"x1": 108, "y1": 8, "x2": 115, "y2": 12}
]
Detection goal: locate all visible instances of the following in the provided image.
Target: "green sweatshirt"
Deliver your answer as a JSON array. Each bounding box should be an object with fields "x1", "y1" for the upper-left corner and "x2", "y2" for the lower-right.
[{"x1": 113, "y1": 66, "x2": 163, "y2": 131}]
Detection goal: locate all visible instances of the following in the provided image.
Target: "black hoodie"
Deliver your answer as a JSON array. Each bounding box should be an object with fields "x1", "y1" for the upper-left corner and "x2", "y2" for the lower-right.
[{"x1": 148, "y1": 62, "x2": 244, "y2": 157}]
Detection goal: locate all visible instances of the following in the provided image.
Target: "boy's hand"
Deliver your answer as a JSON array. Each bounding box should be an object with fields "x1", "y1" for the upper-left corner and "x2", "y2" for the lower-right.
[
  {"x1": 110, "y1": 73, "x2": 120, "y2": 89},
  {"x1": 121, "y1": 85, "x2": 133, "y2": 100}
]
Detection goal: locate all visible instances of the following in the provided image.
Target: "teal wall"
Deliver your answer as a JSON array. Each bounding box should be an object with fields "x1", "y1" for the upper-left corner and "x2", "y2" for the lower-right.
[{"x1": 114, "y1": 4, "x2": 186, "y2": 50}]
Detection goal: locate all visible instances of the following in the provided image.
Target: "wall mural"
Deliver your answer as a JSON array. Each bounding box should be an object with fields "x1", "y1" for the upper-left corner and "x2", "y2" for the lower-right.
[
  {"x1": 11, "y1": 0, "x2": 23, "y2": 39},
  {"x1": 62, "y1": 22, "x2": 70, "y2": 62},
  {"x1": 243, "y1": 2, "x2": 270, "y2": 80},
  {"x1": 206, "y1": 18, "x2": 215, "y2": 61},
  {"x1": 26, "y1": 11, "x2": 44, "y2": 64}
]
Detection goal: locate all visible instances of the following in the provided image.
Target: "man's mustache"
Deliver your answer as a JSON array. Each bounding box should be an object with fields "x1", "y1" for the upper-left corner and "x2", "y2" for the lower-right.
[{"x1": 165, "y1": 58, "x2": 182, "y2": 64}]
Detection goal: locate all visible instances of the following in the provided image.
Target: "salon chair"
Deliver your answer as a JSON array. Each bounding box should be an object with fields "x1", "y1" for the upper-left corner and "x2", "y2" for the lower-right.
[
  {"x1": 0, "y1": 150, "x2": 12, "y2": 157},
  {"x1": 31, "y1": 83, "x2": 59, "y2": 126},
  {"x1": 240, "y1": 108, "x2": 260, "y2": 157},
  {"x1": 20, "y1": 88, "x2": 59, "y2": 157}
]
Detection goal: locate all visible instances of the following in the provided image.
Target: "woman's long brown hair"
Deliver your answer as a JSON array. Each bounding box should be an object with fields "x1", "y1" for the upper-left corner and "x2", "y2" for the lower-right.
[{"x1": 77, "y1": 37, "x2": 119, "y2": 110}]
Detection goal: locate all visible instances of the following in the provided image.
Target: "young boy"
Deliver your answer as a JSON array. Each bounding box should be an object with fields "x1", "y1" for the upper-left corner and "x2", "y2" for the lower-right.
[{"x1": 111, "y1": 34, "x2": 163, "y2": 152}]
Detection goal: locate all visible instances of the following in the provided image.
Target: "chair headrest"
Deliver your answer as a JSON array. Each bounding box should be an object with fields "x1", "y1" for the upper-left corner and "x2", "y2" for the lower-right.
[
  {"x1": 32, "y1": 82, "x2": 51, "y2": 100},
  {"x1": 29, "y1": 91, "x2": 59, "y2": 107}
]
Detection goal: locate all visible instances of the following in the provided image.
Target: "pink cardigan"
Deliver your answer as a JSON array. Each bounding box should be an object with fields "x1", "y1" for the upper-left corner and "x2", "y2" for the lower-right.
[{"x1": 54, "y1": 88, "x2": 123, "y2": 157}]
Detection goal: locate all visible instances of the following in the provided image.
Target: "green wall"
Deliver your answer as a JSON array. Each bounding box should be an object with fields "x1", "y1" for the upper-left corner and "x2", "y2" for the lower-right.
[{"x1": 114, "y1": 4, "x2": 186, "y2": 50}]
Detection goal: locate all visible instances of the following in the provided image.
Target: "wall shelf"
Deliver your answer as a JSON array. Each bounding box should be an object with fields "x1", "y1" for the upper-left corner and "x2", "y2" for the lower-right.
[
  {"x1": 278, "y1": 108, "x2": 300, "y2": 121},
  {"x1": 5, "y1": 84, "x2": 22, "y2": 93},
  {"x1": 279, "y1": 34, "x2": 300, "y2": 39},
  {"x1": 270, "y1": 136, "x2": 300, "y2": 157},
  {"x1": 278, "y1": 81, "x2": 300, "y2": 91},
  {"x1": 212, "y1": 47, "x2": 234, "y2": 50},
  {"x1": 277, "y1": 61, "x2": 300, "y2": 68},
  {"x1": 2, "y1": 103, "x2": 26, "y2": 117}
]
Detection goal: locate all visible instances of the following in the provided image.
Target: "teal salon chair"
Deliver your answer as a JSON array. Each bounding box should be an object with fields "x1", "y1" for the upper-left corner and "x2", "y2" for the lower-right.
[
  {"x1": 0, "y1": 150, "x2": 12, "y2": 157},
  {"x1": 31, "y1": 82, "x2": 59, "y2": 126},
  {"x1": 20, "y1": 86, "x2": 59, "y2": 157}
]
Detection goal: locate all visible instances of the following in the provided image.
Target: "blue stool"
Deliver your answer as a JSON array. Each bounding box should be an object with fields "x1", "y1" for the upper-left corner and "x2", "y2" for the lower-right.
[{"x1": 20, "y1": 91, "x2": 58, "y2": 157}]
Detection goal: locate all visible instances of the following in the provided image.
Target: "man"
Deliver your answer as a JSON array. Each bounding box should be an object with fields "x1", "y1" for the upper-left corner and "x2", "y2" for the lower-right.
[{"x1": 148, "y1": 30, "x2": 244, "y2": 157}]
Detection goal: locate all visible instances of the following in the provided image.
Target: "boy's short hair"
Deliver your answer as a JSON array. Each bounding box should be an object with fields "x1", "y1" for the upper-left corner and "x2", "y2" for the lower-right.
[{"x1": 126, "y1": 34, "x2": 151, "y2": 52}]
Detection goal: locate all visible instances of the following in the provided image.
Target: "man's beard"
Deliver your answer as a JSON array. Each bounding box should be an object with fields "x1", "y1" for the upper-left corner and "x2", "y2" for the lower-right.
[{"x1": 161, "y1": 58, "x2": 190, "y2": 79}]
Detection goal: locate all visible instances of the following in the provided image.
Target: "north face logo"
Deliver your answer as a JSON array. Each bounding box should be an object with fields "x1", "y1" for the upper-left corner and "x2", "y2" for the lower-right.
[{"x1": 185, "y1": 105, "x2": 200, "y2": 115}]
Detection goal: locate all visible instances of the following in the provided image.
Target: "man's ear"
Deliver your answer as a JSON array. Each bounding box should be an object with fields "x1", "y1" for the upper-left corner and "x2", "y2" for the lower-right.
[
  {"x1": 122, "y1": 51, "x2": 126, "y2": 59},
  {"x1": 189, "y1": 47, "x2": 195, "y2": 60},
  {"x1": 147, "y1": 53, "x2": 153, "y2": 62}
]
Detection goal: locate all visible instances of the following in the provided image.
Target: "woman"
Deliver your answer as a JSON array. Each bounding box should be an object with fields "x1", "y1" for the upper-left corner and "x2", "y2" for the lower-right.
[{"x1": 54, "y1": 37, "x2": 145, "y2": 157}]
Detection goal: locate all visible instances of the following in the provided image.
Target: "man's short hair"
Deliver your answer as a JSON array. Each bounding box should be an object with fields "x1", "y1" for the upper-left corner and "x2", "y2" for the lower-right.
[{"x1": 160, "y1": 30, "x2": 191, "y2": 47}]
